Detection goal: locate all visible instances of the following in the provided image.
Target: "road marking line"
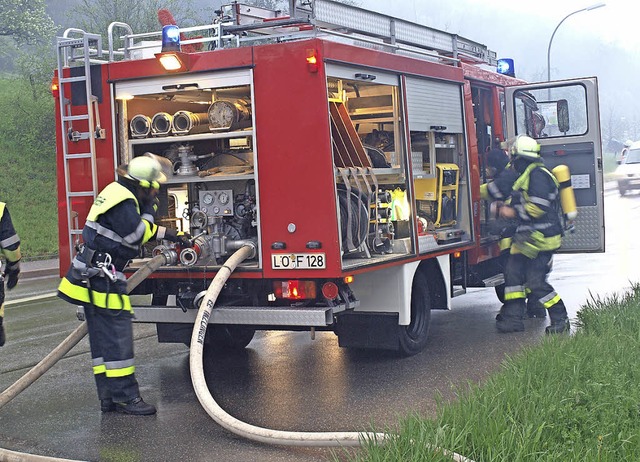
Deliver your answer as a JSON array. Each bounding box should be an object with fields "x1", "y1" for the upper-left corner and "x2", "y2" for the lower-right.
[{"x1": 6, "y1": 292, "x2": 58, "y2": 306}]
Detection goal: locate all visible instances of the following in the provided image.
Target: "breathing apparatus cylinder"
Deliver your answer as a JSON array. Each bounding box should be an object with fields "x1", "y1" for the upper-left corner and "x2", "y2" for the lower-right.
[{"x1": 551, "y1": 164, "x2": 577, "y2": 220}]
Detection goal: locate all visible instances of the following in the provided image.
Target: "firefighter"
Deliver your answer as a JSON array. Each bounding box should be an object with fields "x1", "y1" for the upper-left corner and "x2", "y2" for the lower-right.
[
  {"x1": 481, "y1": 147, "x2": 546, "y2": 319},
  {"x1": 496, "y1": 135, "x2": 570, "y2": 334},
  {"x1": 57, "y1": 154, "x2": 190, "y2": 415},
  {"x1": 0, "y1": 202, "x2": 21, "y2": 346}
]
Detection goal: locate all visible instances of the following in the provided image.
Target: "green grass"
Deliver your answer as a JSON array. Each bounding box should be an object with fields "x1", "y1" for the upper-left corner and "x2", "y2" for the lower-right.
[
  {"x1": 345, "y1": 287, "x2": 640, "y2": 461},
  {"x1": 0, "y1": 77, "x2": 58, "y2": 259}
]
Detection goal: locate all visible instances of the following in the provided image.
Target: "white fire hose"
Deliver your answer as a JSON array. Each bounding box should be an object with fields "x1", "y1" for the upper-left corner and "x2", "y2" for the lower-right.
[{"x1": 188, "y1": 246, "x2": 474, "y2": 461}]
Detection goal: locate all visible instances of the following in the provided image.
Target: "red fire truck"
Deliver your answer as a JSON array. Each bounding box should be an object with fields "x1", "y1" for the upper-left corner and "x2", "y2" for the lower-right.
[{"x1": 53, "y1": 0, "x2": 605, "y2": 356}]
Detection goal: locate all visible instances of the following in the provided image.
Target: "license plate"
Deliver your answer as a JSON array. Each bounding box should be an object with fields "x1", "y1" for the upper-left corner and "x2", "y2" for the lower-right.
[{"x1": 271, "y1": 253, "x2": 326, "y2": 270}]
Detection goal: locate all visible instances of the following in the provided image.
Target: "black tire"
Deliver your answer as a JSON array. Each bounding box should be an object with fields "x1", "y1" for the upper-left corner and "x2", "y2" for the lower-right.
[
  {"x1": 398, "y1": 271, "x2": 432, "y2": 356},
  {"x1": 205, "y1": 325, "x2": 255, "y2": 351},
  {"x1": 495, "y1": 284, "x2": 506, "y2": 303}
]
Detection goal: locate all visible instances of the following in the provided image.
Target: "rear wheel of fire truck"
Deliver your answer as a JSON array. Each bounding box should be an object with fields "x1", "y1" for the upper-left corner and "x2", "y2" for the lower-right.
[
  {"x1": 398, "y1": 271, "x2": 432, "y2": 356},
  {"x1": 204, "y1": 325, "x2": 256, "y2": 350}
]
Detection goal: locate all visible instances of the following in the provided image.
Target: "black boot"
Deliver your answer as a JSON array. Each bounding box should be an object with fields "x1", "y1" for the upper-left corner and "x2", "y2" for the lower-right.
[
  {"x1": 526, "y1": 299, "x2": 547, "y2": 318},
  {"x1": 116, "y1": 397, "x2": 157, "y2": 415},
  {"x1": 495, "y1": 305, "x2": 506, "y2": 322},
  {"x1": 546, "y1": 303, "x2": 570, "y2": 334},
  {"x1": 101, "y1": 398, "x2": 116, "y2": 413},
  {"x1": 496, "y1": 301, "x2": 525, "y2": 333},
  {"x1": 0, "y1": 317, "x2": 5, "y2": 347}
]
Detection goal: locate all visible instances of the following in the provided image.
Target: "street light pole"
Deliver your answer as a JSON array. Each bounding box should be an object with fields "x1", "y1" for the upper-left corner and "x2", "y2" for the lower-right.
[{"x1": 546, "y1": 2, "x2": 606, "y2": 82}]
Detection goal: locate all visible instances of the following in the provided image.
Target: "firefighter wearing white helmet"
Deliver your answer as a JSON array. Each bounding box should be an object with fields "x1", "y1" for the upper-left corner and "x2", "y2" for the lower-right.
[
  {"x1": 58, "y1": 153, "x2": 190, "y2": 415},
  {"x1": 496, "y1": 135, "x2": 570, "y2": 334}
]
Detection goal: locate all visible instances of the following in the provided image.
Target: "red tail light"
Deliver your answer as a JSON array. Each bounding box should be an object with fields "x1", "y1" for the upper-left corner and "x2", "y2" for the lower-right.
[{"x1": 273, "y1": 280, "x2": 317, "y2": 300}]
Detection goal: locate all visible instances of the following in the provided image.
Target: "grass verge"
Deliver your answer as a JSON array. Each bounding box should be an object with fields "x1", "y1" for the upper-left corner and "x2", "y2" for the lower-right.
[
  {"x1": 0, "y1": 77, "x2": 58, "y2": 259},
  {"x1": 344, "y1": 286, "x2": 640, "y2": 461}
]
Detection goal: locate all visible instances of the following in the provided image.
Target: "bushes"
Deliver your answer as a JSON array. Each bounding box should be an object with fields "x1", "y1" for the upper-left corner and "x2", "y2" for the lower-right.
[{"x1": 0, "y1": 76, "x2": 58, "y2": 258}]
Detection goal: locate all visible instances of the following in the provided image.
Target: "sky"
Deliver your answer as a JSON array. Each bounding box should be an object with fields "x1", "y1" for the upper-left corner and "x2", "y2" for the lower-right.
[
  {"x1": 357, "y1": 0, "x2": 640, "y2": 140},
  {"x1": 363, "y1": 0, "x2": 632, "y2": 53}
]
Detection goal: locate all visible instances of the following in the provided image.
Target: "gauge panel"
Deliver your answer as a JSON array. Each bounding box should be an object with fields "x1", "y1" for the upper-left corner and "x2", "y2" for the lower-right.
[{"x1": 198, "y1": 189, "x2": 234, "y2": 216}]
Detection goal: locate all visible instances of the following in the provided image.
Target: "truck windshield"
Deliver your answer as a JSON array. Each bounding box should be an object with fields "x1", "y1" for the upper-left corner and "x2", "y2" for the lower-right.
[{"x1": 513, "y1": 84, "x2": 588, "y2": 139}]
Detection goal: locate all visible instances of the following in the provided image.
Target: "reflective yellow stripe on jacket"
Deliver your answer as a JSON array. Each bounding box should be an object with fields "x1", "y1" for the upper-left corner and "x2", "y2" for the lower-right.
[{"x1": 58, "y1": 277, "x2": 132, "y2": 312}]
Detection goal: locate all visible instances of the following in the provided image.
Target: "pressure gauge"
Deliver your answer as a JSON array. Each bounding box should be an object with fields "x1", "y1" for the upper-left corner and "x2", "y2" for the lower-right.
[
  {"x1": 202, "y1": 192, "x2": 214, "y2": 205},
  {"x1": 191, "y1": 210, "x2": 208, "y2": 228},
  {"x1": 218, "y1": 191, "x2": 230, "y2": 205}
]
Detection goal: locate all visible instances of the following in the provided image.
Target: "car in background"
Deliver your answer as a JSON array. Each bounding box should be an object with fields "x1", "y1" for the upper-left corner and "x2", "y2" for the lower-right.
[
  {"x1": 616, "y1": 141, "x2": 640, "y2": 195},
  {"x1": 616, "y1": 139, "x2": 634, "y2": 164}
]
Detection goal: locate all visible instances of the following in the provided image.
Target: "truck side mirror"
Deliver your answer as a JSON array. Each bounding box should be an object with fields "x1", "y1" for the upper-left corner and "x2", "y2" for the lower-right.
[{"x1": 557, "y1": 99, "x2": 570, "y2": 134}]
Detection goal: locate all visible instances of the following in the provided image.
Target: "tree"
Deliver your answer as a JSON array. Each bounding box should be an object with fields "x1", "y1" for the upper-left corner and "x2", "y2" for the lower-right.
[
  {"x1": 73, "y1": 0, "x2": 206, "y2": 37},
  {"x1": 0, "y1": 0, "x2": 56, "y2": 96},
  {"x1": 0, "y1": 0, "x2": 56, "y2": 45}
]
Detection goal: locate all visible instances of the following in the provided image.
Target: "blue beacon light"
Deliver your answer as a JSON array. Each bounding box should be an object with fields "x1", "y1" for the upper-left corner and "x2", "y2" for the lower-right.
[
  {"x1": 496, "y1": 58, "x2": 515, "y2": 77},
  {"x1": 161, "y1": 25, "x2": 181, "y2": 52}
]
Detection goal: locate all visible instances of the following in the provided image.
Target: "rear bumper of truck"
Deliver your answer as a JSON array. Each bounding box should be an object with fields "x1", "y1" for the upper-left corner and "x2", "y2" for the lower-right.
[{"x1": 129, "y1": 301, "x2": 357, "y2": 327}]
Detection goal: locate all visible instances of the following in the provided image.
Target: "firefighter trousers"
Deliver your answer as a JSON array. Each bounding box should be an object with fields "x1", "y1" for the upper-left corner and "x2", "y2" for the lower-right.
[
  {"x1": 84, "y1": 304, "x2": 140, "y2": 403},
  {"x1": 503, "y1": 251, "x2": 565, "y2": 320}
]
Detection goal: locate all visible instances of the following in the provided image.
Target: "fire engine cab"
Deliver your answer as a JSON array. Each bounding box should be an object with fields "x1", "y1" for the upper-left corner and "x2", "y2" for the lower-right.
[{"x1": 53, "y1": 0, "x2": 605, "y2": 356}]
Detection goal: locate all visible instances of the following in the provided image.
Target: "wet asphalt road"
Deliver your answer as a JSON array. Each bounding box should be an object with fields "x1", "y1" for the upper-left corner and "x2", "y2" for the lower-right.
[{"x1": 0, "y1": 188, "x2": 638, "y2": 462}]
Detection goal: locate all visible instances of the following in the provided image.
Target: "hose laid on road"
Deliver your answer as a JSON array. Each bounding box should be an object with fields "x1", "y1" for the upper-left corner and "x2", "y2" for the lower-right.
[
  {"x1": 188, "y1": 246, "x2": 474, "y2": 461},
  {"x1": 0, "y1": 253, "x2": 169, "y2": 462}
]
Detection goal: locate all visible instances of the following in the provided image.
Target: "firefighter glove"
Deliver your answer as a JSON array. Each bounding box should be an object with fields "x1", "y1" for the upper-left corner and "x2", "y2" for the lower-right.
[
  {"x1": 164, "y1": 228, "x2": 192, "y2": 247},
  {"x1": 4, "y1": 261, "x2": 20, "y2": 290},
  {"x1": 177, "y1": 231, "x2": 192, "y2": 247}
]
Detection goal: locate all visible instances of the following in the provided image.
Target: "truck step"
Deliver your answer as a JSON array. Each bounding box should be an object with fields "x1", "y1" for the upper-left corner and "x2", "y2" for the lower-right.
[
  {"x1": 130, "y1": 305, "x2": 344, "y2": 327},
  {"x1": 482, "y1": 274, "x2": 505, "y2": 287}
]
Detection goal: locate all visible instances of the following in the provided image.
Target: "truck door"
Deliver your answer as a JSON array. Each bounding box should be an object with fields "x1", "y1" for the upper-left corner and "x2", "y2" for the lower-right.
[{"x1": 505, "y1": 78, "x2": 605, "y2": 253}]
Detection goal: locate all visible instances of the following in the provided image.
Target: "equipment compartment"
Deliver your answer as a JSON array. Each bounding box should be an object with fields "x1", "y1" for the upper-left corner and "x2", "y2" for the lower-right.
[{"x1": 115, "y1": 76, "x2": 260, "y2": 269}]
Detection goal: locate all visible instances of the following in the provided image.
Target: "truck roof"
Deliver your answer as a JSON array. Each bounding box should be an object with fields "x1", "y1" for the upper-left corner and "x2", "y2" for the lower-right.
[{"x1": 58, "y1": 0, "x2": 500, "y2": 72}]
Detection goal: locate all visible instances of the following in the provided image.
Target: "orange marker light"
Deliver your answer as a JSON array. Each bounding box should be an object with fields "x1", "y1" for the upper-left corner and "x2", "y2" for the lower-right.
[
  {"x1": 51, "y1": 77, "x2": 59, "y2": 98},
  {"x1": 306, "y1": 49, "x2": 319, "y2": 73}
]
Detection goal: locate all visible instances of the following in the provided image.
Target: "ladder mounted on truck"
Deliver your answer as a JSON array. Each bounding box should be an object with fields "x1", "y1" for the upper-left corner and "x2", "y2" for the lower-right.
[{"x1": 55, "y1": 29, "x2": 106, "y2": 263}]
